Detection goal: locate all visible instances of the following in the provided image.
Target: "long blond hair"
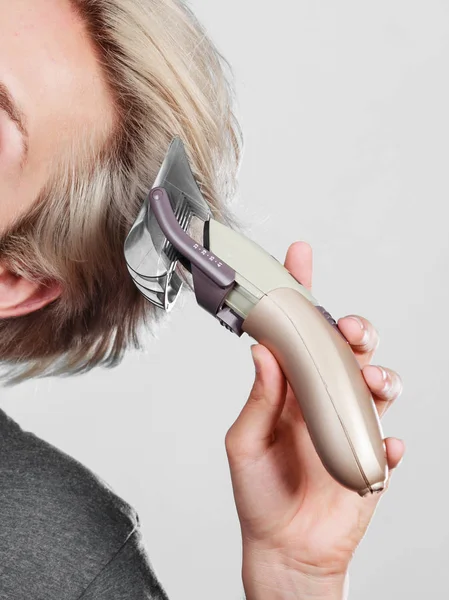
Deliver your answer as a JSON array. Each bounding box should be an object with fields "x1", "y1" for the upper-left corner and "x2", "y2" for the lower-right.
[{"x1": 0, "y1": 0, "x2": 243, "y2": 383}]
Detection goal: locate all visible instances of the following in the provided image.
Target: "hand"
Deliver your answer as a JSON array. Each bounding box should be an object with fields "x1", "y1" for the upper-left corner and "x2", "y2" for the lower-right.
[{"x1": 225, "y1": 242, "x2": 404, "y2": 600}]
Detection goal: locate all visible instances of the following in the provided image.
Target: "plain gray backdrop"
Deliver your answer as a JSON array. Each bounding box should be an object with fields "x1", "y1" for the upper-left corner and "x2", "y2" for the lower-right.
[{"x1": 0, "y1": 1, "x2": 447, "y2": 598}]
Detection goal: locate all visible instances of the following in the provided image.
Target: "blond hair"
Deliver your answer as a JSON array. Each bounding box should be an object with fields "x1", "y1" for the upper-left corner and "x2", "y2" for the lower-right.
[{"x1": 0, "y1": 0, "x2": 243, "y2": 384}]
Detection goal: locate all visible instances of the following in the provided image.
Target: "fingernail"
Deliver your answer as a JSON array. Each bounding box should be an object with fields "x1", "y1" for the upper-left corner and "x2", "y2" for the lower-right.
[
  {"x1": 347, "y1": 316, "x2": 369, "y2": 344},
  {"x1": 378, "y1": 366, "x2": 388, "y2": 383},
  {"x1": 378, "y1": 366, "x2": 394, "y2": 395}
]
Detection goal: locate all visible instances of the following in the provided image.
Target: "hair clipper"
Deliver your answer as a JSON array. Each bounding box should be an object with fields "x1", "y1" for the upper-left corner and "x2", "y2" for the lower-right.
[{"x1": 124, "y1": 137, "x2": 388, "y2": 496}]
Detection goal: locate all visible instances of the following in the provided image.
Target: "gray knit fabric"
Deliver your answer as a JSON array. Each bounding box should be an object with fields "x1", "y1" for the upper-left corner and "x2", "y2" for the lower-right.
[{"x1": 0, "y1": 408, "x2": 169, "y2": 599}]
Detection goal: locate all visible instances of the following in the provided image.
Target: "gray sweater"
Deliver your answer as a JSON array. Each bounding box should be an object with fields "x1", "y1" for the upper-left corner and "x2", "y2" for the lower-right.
[{"x1": 0, "y1": 407, "x2": 169, "y2": 599}]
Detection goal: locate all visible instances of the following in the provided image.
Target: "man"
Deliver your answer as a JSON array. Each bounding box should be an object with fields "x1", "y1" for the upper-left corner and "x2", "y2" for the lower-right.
[{"x1": 0, "y1": 1, "x2": 404, "y2": 598}]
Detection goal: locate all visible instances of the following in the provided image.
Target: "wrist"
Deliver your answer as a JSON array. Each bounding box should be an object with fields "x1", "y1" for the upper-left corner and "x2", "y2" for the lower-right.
[{"x1": 242, "y1": 546, "x2": 348, "y2": 600}]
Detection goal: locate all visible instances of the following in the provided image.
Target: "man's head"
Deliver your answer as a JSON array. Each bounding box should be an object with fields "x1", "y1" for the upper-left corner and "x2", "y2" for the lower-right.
[{"x1": 0, "y1": 0, "x2": 242, "y2": 382}]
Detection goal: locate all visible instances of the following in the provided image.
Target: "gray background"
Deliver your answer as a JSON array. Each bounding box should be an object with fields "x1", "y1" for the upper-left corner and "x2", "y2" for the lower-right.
[{"x1": 0, "y1": 0, "x2": 447, "y2": 598}]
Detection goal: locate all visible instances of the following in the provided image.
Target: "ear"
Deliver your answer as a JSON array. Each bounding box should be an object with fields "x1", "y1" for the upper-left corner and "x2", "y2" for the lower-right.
[{"x1": 0, "y1": 265, "x2": 62, "y2": 318}]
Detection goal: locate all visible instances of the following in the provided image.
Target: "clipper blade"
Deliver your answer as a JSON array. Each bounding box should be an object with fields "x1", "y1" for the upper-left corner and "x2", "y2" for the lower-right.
[{"x1": 124, "y1": 137, "x2": 212, "y2": 311}]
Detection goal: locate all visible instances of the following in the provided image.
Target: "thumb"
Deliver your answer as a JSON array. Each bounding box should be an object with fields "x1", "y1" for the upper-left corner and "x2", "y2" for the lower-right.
[{"x1": 225, "y1": 344, "x2": 287, "y2": 462}]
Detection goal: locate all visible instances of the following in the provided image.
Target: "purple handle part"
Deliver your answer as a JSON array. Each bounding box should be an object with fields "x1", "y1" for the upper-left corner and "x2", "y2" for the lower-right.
[
  {"x1": 149, "y1": 187, "x2": 235, "y2": 288},
  {"x1": 191, "y1": 263, "x2": 234, "y2": 317},
  {"x1": 316, "y1": 305, "x2": 348, "y2": 341},
  {"x1": 216, "y1": 306, "x2": 244, "y2": 337},
  {"x1": 316, "y1": 305, "x2": 338, "y2": 328}
]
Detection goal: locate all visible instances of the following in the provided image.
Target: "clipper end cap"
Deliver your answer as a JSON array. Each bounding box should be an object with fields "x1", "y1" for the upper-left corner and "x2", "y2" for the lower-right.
[{"x1": 358, "y1": 481, "x2": 386, "y2": 498}]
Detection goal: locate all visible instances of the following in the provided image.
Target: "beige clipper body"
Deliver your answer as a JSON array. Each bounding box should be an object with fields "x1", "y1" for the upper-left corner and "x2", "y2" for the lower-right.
[
  {"x1": 124, "y1": 136, "x2": 388, "y2": 497},
  {"x1": 208, "y1": 219, "x2": 388, "y2": 496}
]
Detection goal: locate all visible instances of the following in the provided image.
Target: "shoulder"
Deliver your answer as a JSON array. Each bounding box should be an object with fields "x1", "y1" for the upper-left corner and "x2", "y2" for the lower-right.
[
  {"x1": 80, "y1": 527, "x2": 170, "y2": 600},
  {"x1": 0, "y1": 408, "x2": 140, "y2": 597},
  {"x1": 0, "y1": 408, "x2": 138, "y2": 535}
]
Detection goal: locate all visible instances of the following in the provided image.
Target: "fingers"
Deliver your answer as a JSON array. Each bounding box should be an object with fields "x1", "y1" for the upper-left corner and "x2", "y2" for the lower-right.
[
  {"x1": 225, "y1": 345, "x2": 287, "y2": 463},
  {"x1": 385, "y1": 437, "x2": 405, "y2": 470},
  {"x1": 362, "y1": 364, "x2": 403, "y2": 417},
  {"x1": 337, "y1": 315, "x2": 379, "y2": 366},
  {"x1": 284, "y1": 242, "x2": 313, "y2": 290}
]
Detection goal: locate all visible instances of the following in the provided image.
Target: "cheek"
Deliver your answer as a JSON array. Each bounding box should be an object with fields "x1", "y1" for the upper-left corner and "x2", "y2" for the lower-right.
[
  {"x1": 0, "y1": 176, "x2": 22, "y2": 233},
  {"x1": 0, "y1": 113, "x2": 24, "y2": 228},
  {"x1": 0, "y1": 123, "x2": 39, "y2": 232},
  {"x1": 0, "y1": 110, "x2": 24, "y2": 173},
  {"x1": 0, "y1": 175, "x2": 38, "y2": 234}
]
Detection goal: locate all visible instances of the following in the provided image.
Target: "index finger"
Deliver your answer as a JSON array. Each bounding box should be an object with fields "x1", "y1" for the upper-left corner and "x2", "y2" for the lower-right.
[{"x1": 284, "y1": 241, "x2": 313, "y2": 290}]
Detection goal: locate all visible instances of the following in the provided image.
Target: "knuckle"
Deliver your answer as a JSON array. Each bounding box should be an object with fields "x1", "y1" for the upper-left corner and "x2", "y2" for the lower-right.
[
  {"x1": 224, "y1": 431, "x2": 248, "y2": 460},
  {"x1": 343, "y1": 315, "x2": 380, "y2": 353},
  {"x1": 224, "y1": 429, "x2": 237, "y2": 454}
]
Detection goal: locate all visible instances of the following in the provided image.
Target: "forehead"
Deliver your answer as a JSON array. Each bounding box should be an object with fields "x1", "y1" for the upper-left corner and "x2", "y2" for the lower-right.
[{"x1": 0, "y1": 0, "x2": 115, "y2": 162}]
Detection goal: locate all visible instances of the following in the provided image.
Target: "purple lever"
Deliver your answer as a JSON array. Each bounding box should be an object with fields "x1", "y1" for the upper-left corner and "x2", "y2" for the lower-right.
[{"x1": 149, "y1": 187, "x2": 235, "y2": 288}]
